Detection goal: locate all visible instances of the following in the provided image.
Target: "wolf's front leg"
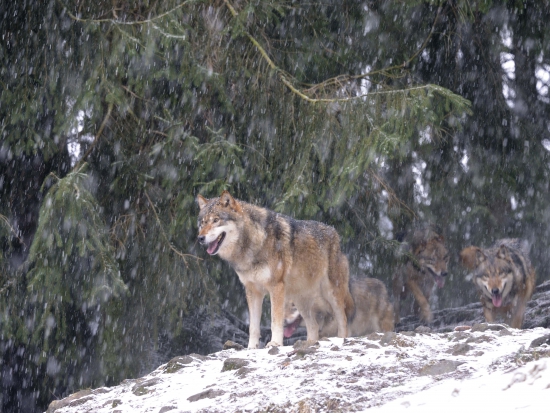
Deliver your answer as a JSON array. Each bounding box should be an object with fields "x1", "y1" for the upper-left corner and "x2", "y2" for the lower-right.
[
  {"x1": 245, "y1": 285, "x2": 265, "y2": 349},
  {"x1": 267, "y1": 282, "x2": 285, "y2": 347},
  {"x1": 406, "y1": 280, "x2": 433, "y2": 323},
  {"x1": 510, "y1": 300, "x2": 527, "y2": 329},
  {"x1": 392, "y1": 274, "x2": 404, "y2": 325},
  {"x1": 482, "y1": 304, "x2": 495, "y2": 324}
]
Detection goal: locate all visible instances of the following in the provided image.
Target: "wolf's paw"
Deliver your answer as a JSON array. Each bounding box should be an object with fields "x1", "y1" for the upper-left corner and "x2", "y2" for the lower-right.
[{"x1": 265, "y1": 341, "x2": 281, "y2": 348}]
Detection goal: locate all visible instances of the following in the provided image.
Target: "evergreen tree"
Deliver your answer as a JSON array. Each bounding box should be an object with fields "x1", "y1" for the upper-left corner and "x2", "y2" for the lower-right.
[
  {"x1": 25, "y1": 165, "x2": 127, "y2": 403},
  {"x1": 1, "y1": 1, "x2": 549, "y2": 412}
]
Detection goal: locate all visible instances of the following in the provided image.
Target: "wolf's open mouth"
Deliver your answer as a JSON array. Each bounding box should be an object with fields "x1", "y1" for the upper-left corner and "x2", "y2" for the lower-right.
[
  {"x1": 433, "y1": 274, "x2": 445, "y2": 288},
  {"x1": 492, "y1": 292, "x2": 503, "y2": 307},
  {"x1": 207, "y1": 232, "x2": 225, "y2": 255},
  {"x1": 283, "y1": 315, "x2": 303, "y2": 338},
  {"x1": 428, "y1": 268, "x2": 446, "y2": 288}
]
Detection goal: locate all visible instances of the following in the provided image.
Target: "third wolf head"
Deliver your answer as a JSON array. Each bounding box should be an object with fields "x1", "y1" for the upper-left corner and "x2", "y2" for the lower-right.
[{"x1": 459, "y1": 238, "x2": 535, "y2": 328}]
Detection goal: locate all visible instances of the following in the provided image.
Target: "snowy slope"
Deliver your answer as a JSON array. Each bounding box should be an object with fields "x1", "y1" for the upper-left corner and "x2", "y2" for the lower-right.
[{"x1": 47, "y1": 324, "x2": 550, "y2": 413}]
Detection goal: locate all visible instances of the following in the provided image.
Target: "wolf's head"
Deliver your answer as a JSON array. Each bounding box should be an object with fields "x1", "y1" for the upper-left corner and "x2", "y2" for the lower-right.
[
  {"x1": 460, "y1": 243, "x2": 516, "y2": 307},
  {"x1": 410, "y1": 226, "x2": 449, "y2": 288},
  {"x1": 196, "y1": 190, "x2": 241, "y2": 257}
]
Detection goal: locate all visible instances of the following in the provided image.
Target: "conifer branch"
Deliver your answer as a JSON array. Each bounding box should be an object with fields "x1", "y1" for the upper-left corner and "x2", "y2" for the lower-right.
[
  {"x1": 303, "y1": 9, "x2": 442, "y2": 96},
  {"x1": 222, "y1": 0, "x2": 444, "y2": 104},
  {"x1": 368, "y1": 169, "x2": 417, "y2": 219},
  {"x1": 59, "y1": 0, "x2": 197, "y2": 25},
  {"x1": 144, "y1": 190, "x2": 202, "y2": 266},
  {"x1": 0, "y1": 214, "x2": 26, "y2": 248}
]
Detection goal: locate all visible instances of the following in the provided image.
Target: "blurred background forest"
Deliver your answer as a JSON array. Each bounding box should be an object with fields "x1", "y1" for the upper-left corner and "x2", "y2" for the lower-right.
[{"x1": 1, "y1": 0, "x2": 550, "y2": 411}]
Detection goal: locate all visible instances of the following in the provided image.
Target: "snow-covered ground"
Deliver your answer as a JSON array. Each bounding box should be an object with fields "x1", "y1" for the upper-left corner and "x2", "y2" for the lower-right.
[{"x1": 48, "y1": 324, "x2": 550, "y2": 413}]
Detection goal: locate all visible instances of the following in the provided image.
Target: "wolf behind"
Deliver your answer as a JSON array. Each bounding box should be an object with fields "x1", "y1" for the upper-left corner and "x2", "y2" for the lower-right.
[
  {"x1": 392, "y1": 224, "x2": 449, "y2": 325},
  {"x1": 196, "y1": 190, "x2": 354, "y2": 348},
  {"x1": 284, "y1": 277, "x2": 394, "y2": 339},
  {"x1": 459, "y1": 238, "x2": 535, "y2": 329}
]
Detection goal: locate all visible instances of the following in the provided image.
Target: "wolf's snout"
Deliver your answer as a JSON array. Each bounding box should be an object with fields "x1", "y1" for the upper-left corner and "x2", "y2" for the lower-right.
[
  {"x1": 491, "y1": 287, "x2": 500, "y2": 295},
  {"x1": 198, "y1": 235, "x2": 206, "y2": 244},
  {"x1": 441, "y1": 271, "x2": 448, "y2": 277}
]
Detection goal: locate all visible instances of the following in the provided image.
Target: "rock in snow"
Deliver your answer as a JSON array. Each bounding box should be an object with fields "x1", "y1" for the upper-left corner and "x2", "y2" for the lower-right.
[{"x1": 47, "y1": 324, "x2": 550, "y2": 413}]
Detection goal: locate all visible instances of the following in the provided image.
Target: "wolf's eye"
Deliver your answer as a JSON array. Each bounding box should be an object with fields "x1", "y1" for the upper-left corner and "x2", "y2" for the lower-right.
[{"x1": 213, "y1": 218, "x2": 219, "y2": 223}]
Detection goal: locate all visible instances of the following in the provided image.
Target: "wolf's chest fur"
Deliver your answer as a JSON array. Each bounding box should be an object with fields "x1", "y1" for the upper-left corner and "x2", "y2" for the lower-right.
[{"x1": 236, "y1": 265, "x2": 273, "y2": 287}]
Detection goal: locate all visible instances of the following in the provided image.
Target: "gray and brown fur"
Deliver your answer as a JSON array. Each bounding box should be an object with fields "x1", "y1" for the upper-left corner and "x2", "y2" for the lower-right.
[
  {"x1": 196, "y1": 190, "x2": 354, "y2": 348},
  {"x1": 459, "y1": 238, "x2": 535, "y2": 329},
  {"x1": 392, "y1": 224, "x2": 449, "y2": 324},
  {"x1": 284, "y1": 277, "x2": 394, "y2": 339}
]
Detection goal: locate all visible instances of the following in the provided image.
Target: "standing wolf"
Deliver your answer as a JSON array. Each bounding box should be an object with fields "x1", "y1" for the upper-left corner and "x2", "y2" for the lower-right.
[
  {"x1": 196, "y1": 190, "x2": 354, "y2": 348},
  {"x1": 392, "y1": 224, "x2": 449, "y2": 324},
  {"x1": 284, "y1": 277, "x2": 394, "y2": 339},
  {"x1": 459, "y1": 239, "x2": 535, "y2": 329}
]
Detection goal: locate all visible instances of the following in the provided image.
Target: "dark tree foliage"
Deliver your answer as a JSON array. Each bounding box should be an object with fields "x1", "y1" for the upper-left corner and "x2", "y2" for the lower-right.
[{"x1": 0, "y1": 1, "x2": 548, "y2": 411}]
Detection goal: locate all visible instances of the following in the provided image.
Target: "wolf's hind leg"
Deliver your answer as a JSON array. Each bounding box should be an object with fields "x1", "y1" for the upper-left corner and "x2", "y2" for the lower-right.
[
  {"x1": 302, "y1": 310, "x2": 320, "y2": 342},
  {"x1": 327, "y1": 255, "x2": 351, "y2": 338},
  {"x1": 380, "y1": 303, "x2": 395, "y2": 332},
  {"x1": 322, "y1": 289, "x2": 348, "y2": 338}
]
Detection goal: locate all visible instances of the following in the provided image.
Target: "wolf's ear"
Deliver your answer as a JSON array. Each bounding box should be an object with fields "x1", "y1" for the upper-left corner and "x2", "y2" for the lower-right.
[
  {"x1": 196, "y1": 194, "x2": 209, "y2": 210},
  {"x1": 496, "y1": 244, "x2": 511, "y2": 260},
  {"x1": 219, "y1": 191, "x2": 236, "y2": 208},
  {"x1": 460, "y1": 246, "x2": 484, "y2": 269}
]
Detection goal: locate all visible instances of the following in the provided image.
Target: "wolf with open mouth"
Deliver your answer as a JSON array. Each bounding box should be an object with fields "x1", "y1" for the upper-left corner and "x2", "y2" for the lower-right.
[
  {"x1": 392, "y1": 224, "x2": 450, "y2": 325},
  {"x1": 196, "y1": 190, "x2": 354, "y2": 348},
  {"x1": 460, "y1": 238, "x2": 536, "y2": 329}
]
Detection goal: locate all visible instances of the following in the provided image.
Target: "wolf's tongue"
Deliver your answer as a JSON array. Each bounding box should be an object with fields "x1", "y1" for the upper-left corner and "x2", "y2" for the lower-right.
[
  {"x1": 283, "y1": 318, "x2": 302, "y2": 338},
  {"x1": 435, "y1": 275, "x2": 445, "y2": 288},
  {"x1": 283, "y1": 324, "x2": 297, "y2": 338},
  {"x1": 492, "y1": 294, "x2": 503, "y2": 307},
  {"x1": 207, "y1": 239, "x2": 219, "y2": 255}
]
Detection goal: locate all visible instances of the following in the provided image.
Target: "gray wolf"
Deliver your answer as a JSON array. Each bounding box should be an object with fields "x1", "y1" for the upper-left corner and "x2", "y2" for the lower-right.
[
  {"x1": 284, "y1": 277, "x2": 394, "y2": 339},
  {"x1": 196, "y1": 190, "x2": 354, "y2": 348},
  {"x1": 459, "y1": 238, "x2": 535, "y2": 329},
  {"x1": 392, "y1": 224, "x2": 449, "y2": 324}
]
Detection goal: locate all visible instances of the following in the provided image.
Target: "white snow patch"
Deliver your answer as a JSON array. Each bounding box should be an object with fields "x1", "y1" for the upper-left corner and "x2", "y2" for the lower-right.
[{"x1": 48, "y1": 326, "x2": 550, "y2": 413}]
